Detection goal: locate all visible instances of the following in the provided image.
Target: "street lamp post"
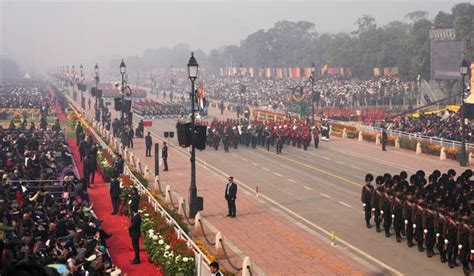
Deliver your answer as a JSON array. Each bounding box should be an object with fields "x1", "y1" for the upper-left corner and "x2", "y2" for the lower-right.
[
  {"x1": 459, "y1": 59, "x2": 469, "y2": 167},
  {"x1": 310, "y1": 63, "x2": 316, "y2": 126},
  {"x1": 94, "y1": 64, "x2": 99, "y2": 111},
  {"x1": 72, "y1": 65, "x2": 76, "y2": 100},
  {"x1": 187, "y1": 53, "x2": 199, "y2": 218},
  {"x1": 120, "y1": 59, "x2": 126, "y2": 125},
  {"x1": 80, "y1": 64, "x2": 84, "y2": 109}
]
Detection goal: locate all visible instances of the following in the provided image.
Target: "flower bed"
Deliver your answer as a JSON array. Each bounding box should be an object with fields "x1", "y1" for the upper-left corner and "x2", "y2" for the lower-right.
[
  {"x1": 140, "y1": 200, "x2": 195, "y2": 276},
  {"x1": 97, "y1": 149, "x2": 114, "y2": 182}
]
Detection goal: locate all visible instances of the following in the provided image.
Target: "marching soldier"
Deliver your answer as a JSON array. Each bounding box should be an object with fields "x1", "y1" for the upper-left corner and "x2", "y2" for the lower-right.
[
  {"x1": 392, "y1": 187, "x2": 404, "y2": 242},
  {"x1": 371, "y1": 176, "x2": 384, "y2": 233},
  {"x1": 434, "y1": 198, "x2": 448, "y2": 263},
  {"x1": 414, "y1": 195, "x2": 425, "y2": 252},
  {"x1": 424, "y1": 198, "x2": 436, "y2": 257},
  {"x1": 446, "y1": 207, "x2": 459, "y2": 269},
  {"x1": 382, "y1": 182, "x2": 393, "y2": 238},
  {"x1": 361, "y1": 174, "x2": 374, "y2": 228},
  {"x1": 403, "y1": 188, "x2": 416, "y2": 247},
  {"x1": 458, "y1": 209, "x2": 471, "y2": 274}
]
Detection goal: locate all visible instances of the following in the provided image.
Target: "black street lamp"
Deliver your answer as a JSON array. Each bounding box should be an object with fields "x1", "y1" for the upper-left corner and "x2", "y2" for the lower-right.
[
  {"x1": 187, "y1": 52, "x2": 199, "y2": 218},
  {"x1": 80, "y1": 64, "x2": 85, "y2": 109},
  {"x1": 459, "y1": 58, "x2": 469, "y2": 167},
  {"x1": 94, "y1": 64, "x2": 100, "y2": 110},
  {"x1": 120, "y1": 59, "x2": 126, "y2": 124},
  {"x1": 309, "y1": 63, "x2": 316, "y2": 126},
  {"x1": 72, "y1": 65, "x2": 76, "y2": 100}
]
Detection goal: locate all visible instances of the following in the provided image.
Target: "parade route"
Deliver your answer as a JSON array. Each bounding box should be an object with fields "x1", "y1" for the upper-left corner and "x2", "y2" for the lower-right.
[{"x1": 73, "y1": 90, "x2": 468, "y2": 275}]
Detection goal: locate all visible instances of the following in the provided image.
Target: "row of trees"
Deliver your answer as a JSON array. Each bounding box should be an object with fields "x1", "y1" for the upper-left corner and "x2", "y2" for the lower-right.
[{"x1": 111, "y1": 2, "x2": 473, "y2": 79}]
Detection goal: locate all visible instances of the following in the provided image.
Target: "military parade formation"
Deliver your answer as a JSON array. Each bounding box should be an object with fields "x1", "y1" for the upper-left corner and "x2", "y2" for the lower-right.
[
  {"x1": 361, "y1": 169, "x2": 474, "y2": 274},
  {"x1": 202, "y1": 117, "x2": 330, "y2": 153}
]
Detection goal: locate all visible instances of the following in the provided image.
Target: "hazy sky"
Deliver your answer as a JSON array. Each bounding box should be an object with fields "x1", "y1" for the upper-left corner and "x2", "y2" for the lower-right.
[{"x1": 0, "y1": 0, "x2": 467, "y2": 73}]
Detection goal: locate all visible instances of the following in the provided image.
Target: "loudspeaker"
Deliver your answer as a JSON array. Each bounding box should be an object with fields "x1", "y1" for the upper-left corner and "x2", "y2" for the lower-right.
[
  {"x1": 194, "y1": 125, "x2": 207, "y2": 150},
  {"x1": 91, "y1": 87, "x2": 97, "y2": 97},
  {"x1": 154, "y1": 143, "x2": 160, "y2": 176},
  {"x1": 176, "y1": 122, "x2": 191, "y2": 147},
  {"x1": 463, "y1": 103, "x2": 474, "y2": 119},
  {"x1": 164, "y1": 131, "x2": 169, "y2": 138},
  {"x1": 169, "y1": 131, "x2": 174, "y2": 138},
  {"x1": 114, "y1": 98, "x2": 122, "y2": 111},
  {"x1": 196, "y1": 196, "x2": 203, "y2": 212},
  {"x1": 123, "y1": 99, "x2": 132, "y2": 113}
]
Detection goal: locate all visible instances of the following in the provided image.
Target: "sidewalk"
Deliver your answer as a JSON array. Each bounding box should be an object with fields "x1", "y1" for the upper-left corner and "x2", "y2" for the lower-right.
[{"x1": 75, "y1": 92, "x2": 370, "y2": 274}]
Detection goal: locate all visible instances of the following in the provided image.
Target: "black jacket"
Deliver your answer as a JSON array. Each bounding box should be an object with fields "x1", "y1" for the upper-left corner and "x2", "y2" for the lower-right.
[
  {"x1": 225, "y1": 182, "x2": 237, "y2": 200},
  {"x1": 145, "y1": 135, "x2": 153, "y2": 147},
  {"x1": 110, "y1": 178, "x2": 120, "y2": 198},
  {"x1": 129, "y1": 193, "x2": 140, "y2": 213},
  {"x1": 128, "y1": 214, "x2": 141, "y2": 239},
  {"x1": 162, "y1": 145, "x2": 168, "y2": 158}
]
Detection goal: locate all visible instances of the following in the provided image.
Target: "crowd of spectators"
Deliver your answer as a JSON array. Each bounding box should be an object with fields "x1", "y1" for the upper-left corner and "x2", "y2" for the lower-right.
[
  {"x1": 138, "y1": 70, "x2": 417, "y2": 111},
  {"x1": 387, "y1": 110, "x2": 474, "y2": 142},
  {"x1": 0, "y1": 81, "x2": 53, "y2": 110},
  {"x1": 0, "y1": 82, "x2": 117, "y2": 275}
]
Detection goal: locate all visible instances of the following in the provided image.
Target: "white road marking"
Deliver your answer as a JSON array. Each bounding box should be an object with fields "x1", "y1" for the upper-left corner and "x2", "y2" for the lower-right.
[
  {"x1": 251, "y1": 162, "x2": 258, "y2": 166},
  {"x1": 335, "y1": 161, "x2": 345, "y2": 165},
  {"x1": 350, "y1": 165, "x2": 361, "y2": 170},
  {"x1": 241, "y1": 157, "x2": 247, "y2": 161},
  {"x1": 262, "y1": 167, "x2": 270, "y2": 171},
  {"x1": 339, "y1": 201, "x2": 353, "y2": 208},
  {"x1": 273, "y1": 172, "x2": 283, "y2": 177},
  {"x1": 303, "y1": 185, "x2": 313, "y2": 191},
  {"x1": 288, "y1": 179, "x2": 297, "y2": 183},
  {"x1": 321, "y1": 156, "x2": 330, "y2": 160},
  {"x1": 320, "y1": 193, "x2": 331, "y2": 198}
]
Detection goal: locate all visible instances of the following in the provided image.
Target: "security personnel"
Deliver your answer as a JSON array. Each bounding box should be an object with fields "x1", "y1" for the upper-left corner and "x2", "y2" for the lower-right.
[
  {"x1": 371, "y1": 176, "x2": 384, "y2": 233},
  {"x1": 361, "y1": 174, "x2": 374, "y2": 228}
]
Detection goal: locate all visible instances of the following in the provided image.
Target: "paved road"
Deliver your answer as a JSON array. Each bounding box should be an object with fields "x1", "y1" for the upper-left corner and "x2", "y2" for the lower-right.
[
  {"x1": 81, "y1": 90, "x2": 466, "y2": 275},
  {"x1": 139, "y1": 115, "x2": 465, "y2": 275}
]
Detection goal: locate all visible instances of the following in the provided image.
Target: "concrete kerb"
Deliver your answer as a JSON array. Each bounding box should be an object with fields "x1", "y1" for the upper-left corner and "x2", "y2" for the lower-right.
[
  {"x1": 358, "y1": 131, "x2": 363, "y2": 142},
  {"x1": 178, "y1": 197, "x2": 185, "y2": 216},
  {"x1": 242, "y1": 256, "x2": 253, "y2": 276},
  {"x1": 440, "y1": 147, "x2": 446, "y2": 161},
  {"x1": 342, "y1": 128, "x2": 347, "y2": 139},
  {"x1": 165, "y1": 185, "x2": 171, "y2": 203},
  {"x1": 416, "y1": 142, "x2": 422, "y2": 155},
  {"x1": 375, "y1": 134, "x2": 380, "y2": 145}
]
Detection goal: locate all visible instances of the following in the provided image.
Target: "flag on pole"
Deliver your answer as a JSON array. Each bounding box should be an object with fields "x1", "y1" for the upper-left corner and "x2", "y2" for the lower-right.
[{"x1": 198, "y1": 81, "x2": 205, "y2": 109}]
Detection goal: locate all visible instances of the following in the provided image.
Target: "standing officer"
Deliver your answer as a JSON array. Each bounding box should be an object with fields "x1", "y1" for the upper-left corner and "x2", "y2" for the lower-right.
[
  {"x1": 225, "y1": 176, "x2": 237, "y2": 217},
  {"x1": 414, "y1": 195, "x2": 425, "y2": 252},
  {"x1": 162, "y1": 142, "x2": 169, "y2": 171},
  {"x1": 110, "y1": 176, "x2": 121, "y2": 215},
  {"x1": 381, "y1": 127, "x2": 388, "y2": 151},
  {"x1": 129, "y1": 209, "x2": 142, "y2": 264},
  {"x1": 361, "y1": 174, "x2": 374, "y2": 228},
  {"x1": 145, "y1": 132, "x2": 153, "y2": 157}
]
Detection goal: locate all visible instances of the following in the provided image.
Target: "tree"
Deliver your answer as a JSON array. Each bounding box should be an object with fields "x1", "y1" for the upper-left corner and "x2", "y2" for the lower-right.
[
  {"x1": 0, "y1": 56, "x2": 21, "y2": 80},
  {"x1": 433, "y1": 11, "x2": 454, "y2": 28},
  {"x1": 404, "y1": 11, "x2": 429, "y2": 23}
]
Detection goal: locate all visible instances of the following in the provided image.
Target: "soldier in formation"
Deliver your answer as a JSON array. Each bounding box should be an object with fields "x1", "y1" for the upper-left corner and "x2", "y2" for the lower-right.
[{"x1": 361, "y1": 169, "x2": 473, "y2": 274}]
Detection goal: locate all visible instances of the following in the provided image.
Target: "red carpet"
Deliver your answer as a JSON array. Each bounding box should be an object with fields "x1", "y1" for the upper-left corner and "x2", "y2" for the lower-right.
[{"x1": 52, "y1": 88, "x2": 162, "y2": 275}]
